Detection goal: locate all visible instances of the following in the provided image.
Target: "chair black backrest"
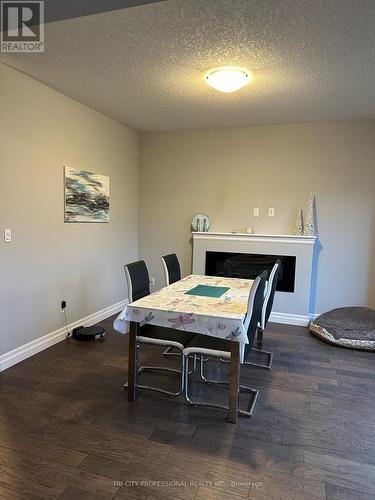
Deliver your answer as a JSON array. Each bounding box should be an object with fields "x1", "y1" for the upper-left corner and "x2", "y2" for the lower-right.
[
  {"x1": 244, "y1": 271, "x2": 268, "y2": 358},
  {"x1": 262, "y1": 259, "x2": 281, "y2": 329},
  {"x1": 161, "y1": 253, "x2": 181, "y2": 286},
  {"x1": 124, "y1": 260, "x2": 150, "y2": 303}
]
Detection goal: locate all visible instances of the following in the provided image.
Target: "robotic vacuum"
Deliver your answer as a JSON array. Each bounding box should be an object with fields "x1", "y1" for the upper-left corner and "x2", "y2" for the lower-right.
[{"x1": 72, "y1": 325, "x2": 106, "y2": 341}]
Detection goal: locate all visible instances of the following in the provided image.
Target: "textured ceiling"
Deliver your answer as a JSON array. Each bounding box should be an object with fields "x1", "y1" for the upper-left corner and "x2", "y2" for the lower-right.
[
  {"x1": 1, "y1": 0, "x2": 375, "y2": 131},
  {"x1": 0, "y1": 0, "x2": 164, "y2": 26}
]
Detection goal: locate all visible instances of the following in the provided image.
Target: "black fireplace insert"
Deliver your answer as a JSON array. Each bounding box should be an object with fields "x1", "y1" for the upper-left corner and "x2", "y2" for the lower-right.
[{"x1": 205, "y1": 251, "x2": 296, "y2": 292}]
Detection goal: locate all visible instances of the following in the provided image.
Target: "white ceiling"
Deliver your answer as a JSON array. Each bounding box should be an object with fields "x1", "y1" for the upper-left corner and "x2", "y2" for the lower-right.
[{"x1": 1, "y1": 0, "x2": 375, "y2": 131}]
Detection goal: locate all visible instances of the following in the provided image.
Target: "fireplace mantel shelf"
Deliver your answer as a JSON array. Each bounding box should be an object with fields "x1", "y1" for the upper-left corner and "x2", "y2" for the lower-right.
[{"x1": 192, "y1": 232, "x2": 316, "y2": 245}]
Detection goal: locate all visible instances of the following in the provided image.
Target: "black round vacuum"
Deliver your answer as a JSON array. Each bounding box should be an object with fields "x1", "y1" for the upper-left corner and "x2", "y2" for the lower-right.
[{"x1": 72, "y1": 325, "x2": 106, "y2": 341}]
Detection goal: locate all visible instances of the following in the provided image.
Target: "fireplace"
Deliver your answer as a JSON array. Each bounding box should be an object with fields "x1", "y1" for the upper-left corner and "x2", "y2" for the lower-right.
[
  {"x1": 205, "y1": 251, "x2": 296, "y2": 292},
  {"x1": 192, "y1": 232, "x2": 316, "y2": 325}
]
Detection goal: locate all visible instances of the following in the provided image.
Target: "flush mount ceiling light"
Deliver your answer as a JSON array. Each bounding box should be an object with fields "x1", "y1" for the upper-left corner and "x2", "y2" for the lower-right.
[{"x1": 205, "y1": 67, "x2": 252, "y2": 93}]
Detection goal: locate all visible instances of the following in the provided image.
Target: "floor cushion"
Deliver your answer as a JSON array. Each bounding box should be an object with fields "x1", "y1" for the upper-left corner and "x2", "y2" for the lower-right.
[{"x1": 310, "y1": 307, "x2": 375, "y2": 351}]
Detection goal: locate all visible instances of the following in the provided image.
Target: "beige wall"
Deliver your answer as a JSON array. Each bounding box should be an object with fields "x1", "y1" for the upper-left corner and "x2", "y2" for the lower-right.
[
  {"x1": 0, "y1": 64, "x2": 138, "y2": 355},
  {"x1": 139, "y1": 121, "x2": 375, "y2": 315},
  {"x1": 1, "y1": 63, "x2": 374, "y2": 357}
]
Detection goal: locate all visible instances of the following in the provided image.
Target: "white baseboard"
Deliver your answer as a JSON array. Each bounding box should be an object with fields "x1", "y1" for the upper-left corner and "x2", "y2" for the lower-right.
[
  {"x1": 270, "y1": 311, "x2": 319, "y2": 326},
  {"x1": 0, "y1": 301, "x2": 318, "y2": 372},
  {"x1": 0, "y1": 299, "x2": 128, "y2": 372}
]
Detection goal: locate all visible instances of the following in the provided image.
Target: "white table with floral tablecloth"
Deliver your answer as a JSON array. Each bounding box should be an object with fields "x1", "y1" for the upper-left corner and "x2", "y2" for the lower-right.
[
  {"x1": 114, "y1": 274, "x2": 254, "y2": 345},
  {"x1": 114, "y1": 274, "x2": 254, "y2": 424}
]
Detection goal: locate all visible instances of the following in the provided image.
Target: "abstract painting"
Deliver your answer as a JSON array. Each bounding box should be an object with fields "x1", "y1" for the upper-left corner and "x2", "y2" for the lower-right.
[{"x1": 64, "y1": 166, "x2": 110, "y2": 222}]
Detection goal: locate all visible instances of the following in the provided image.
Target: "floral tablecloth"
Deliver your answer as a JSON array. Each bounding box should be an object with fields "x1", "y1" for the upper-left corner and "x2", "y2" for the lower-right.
[{"x1": 113, "y1": 275, "x2": 253, "y2": 344}]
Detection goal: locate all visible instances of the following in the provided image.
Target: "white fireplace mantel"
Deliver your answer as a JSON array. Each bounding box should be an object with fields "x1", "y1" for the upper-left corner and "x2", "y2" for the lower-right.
[
  {"x1": 191, "y1": 231, "x2": 317, "y2": 326},
  {"x1": 192, "y1": 232, "x2": 316, "y2": 245}
]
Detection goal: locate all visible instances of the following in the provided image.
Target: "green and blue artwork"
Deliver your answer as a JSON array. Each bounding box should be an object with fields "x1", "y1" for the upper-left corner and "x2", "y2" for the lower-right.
[{"x1": 64, "y1": 166, "x2": 109, "y2": 223}]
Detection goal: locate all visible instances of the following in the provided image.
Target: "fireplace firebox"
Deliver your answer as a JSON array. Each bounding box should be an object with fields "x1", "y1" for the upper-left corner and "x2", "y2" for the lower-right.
[{"x1": 205, "y1": 251, "x2": 296, "y2": 292}]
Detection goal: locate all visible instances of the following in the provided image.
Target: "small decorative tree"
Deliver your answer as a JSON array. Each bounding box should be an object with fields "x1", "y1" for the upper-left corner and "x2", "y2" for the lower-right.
[
  {"x1": 295, "y1": 208, "x2": 304, "y2": 235},
  {"x1": 304, "y1": 193, "x2": 318, "y2": 236}
]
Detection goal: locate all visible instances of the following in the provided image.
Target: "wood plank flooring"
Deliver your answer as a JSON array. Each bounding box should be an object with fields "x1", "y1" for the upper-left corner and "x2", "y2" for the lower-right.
[{"x1": 0, "y1": 317, "x2": 374, "y2": 499}]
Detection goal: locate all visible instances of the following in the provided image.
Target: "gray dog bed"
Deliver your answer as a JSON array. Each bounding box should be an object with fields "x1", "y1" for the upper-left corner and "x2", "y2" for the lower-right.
[{"x1": 310, "y1": 307, "x2": 375, "y2": 351}]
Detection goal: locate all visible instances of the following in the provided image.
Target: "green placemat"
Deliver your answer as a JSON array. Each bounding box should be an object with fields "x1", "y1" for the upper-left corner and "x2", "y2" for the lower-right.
[{"x1": 185, "y1": 285, "x2": 230, "y2": 298}]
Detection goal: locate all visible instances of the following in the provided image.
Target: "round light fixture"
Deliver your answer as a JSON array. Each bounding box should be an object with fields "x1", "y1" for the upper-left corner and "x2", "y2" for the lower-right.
[{"x1": 205, "y1": 67, "x2": 252, "y2": 93}]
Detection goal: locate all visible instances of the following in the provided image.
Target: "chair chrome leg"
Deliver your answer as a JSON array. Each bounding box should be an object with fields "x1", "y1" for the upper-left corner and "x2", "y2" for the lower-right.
[
  {"x1": 246, "y1": 349, "x2": 273, "y2": 370},
  {"x1": 218, "y1": 358, "x2": 230, "y2": 364},
  {"x1": 245, "y1": 328, "x2": 273, "y2": 370},
  {"x1": 183, "y1": 356, "x2": 259, "y2": 416},
  {"x1": 162, "y1": 346, "x2": 180, "y2": 357},
  {"x1": 140, "y1": 365, "x2": 181, "y2": 375},
  {"x1": 123, "y1": 345, "x2": 185, "y2": 397},
  {"x1": 238, "y1": 386, "x2": 259, "y2": 417},
  {"x1": 184, "y1": 356, "x2": 216, "y2": 409},
  {"x1": 138, "y1": 364, "x2": 182, "y2": 394},
  {"x1": 199, "y1": 355, "x2": 213, "y2": 384},
  {"x1": 183, "y1": 355, "x2": 196, "y2": 406},
  {"x1": 189, "y1": 354, "x2": 197, "y2": 375},
  {"x1": 202, "y1": 358, "x2": 259, "y2": 416},
  {"x1": 201, "y1": 358, "x2": 258, "y2": 392},
  {"x1": 221, "y1": 351, "x2": 272, "y2": 370},
  {"x1": 162, "y1": 348, "x2": 197, "y2": 375},
  {"x1": 256, "y1": 328, "x2": 264, "y2": 350},
  {"x1": 133, "y1": 381, "x2": 181, "y2": 397}
]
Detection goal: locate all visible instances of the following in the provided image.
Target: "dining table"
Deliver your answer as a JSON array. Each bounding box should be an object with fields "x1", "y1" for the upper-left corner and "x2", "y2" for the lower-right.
[{"x1": 114, "y1": 274, "x2": 254, "y2": 423}]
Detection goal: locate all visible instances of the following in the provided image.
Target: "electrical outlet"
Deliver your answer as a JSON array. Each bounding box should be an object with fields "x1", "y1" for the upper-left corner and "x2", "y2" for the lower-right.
[
  {"x1": 268, "y1": 208, "x2": 275, "y2": 217},
  {"x1": 4, "y1": 229, "x2": 11, "y2": 242},
  {"x1": 61, "y1": 300, "x2": 67, "y2": 310},
  {"x1": 253, "y1": 208, "x2": 260, "y2": 217},
  {"x1": 150, "y1": 277, "x2": 155, "y2": 286}
]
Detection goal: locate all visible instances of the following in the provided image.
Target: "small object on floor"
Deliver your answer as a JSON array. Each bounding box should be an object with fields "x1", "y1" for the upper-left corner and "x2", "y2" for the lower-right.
[
  {"x1": 310, "y1": 307, "x2": 375, "y2": 351},
  {"x1": 72, "y1": 325, "x2": 106, "y2": 341}
]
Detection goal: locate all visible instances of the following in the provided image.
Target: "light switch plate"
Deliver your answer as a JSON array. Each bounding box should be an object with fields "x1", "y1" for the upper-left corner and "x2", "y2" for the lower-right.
[
  {"x1": 4, "y1": 229, "x2": 11, "y2": 242},
  {"x1": 253, "y1": 208, "x2": 260, "y2": 217}
]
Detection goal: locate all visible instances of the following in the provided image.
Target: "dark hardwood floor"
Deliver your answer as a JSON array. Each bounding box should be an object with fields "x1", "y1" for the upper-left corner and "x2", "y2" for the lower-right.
[{"x1": 1, "y1": 317, "x2": 375, "y2": 499}]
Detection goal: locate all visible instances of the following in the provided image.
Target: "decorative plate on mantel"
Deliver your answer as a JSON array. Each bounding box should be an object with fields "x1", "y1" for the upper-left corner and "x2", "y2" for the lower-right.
[{"x1": 191, "y1": 213, "x2": 211, "y2": 232}]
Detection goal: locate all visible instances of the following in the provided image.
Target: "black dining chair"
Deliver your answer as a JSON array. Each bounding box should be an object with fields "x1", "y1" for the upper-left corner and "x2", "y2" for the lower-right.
[
  {"x1": 123, "y1": 260, "x2": 194, "y2": 397},
  {"x1": 161, "y1": 253, "x2": 181, "y2": 286},
  {"x1": 161, "y1": 253, "x2": 183, "y2": 358},
  {"x1": 124, "y1": 260, "x2": 151, "y2": 301},
  {"x1": 181, "y1": 271, "x2": 267, "y2": 417},
  {"x1": 248, "y1": 259, "x2": 281, "y2": 370}
]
